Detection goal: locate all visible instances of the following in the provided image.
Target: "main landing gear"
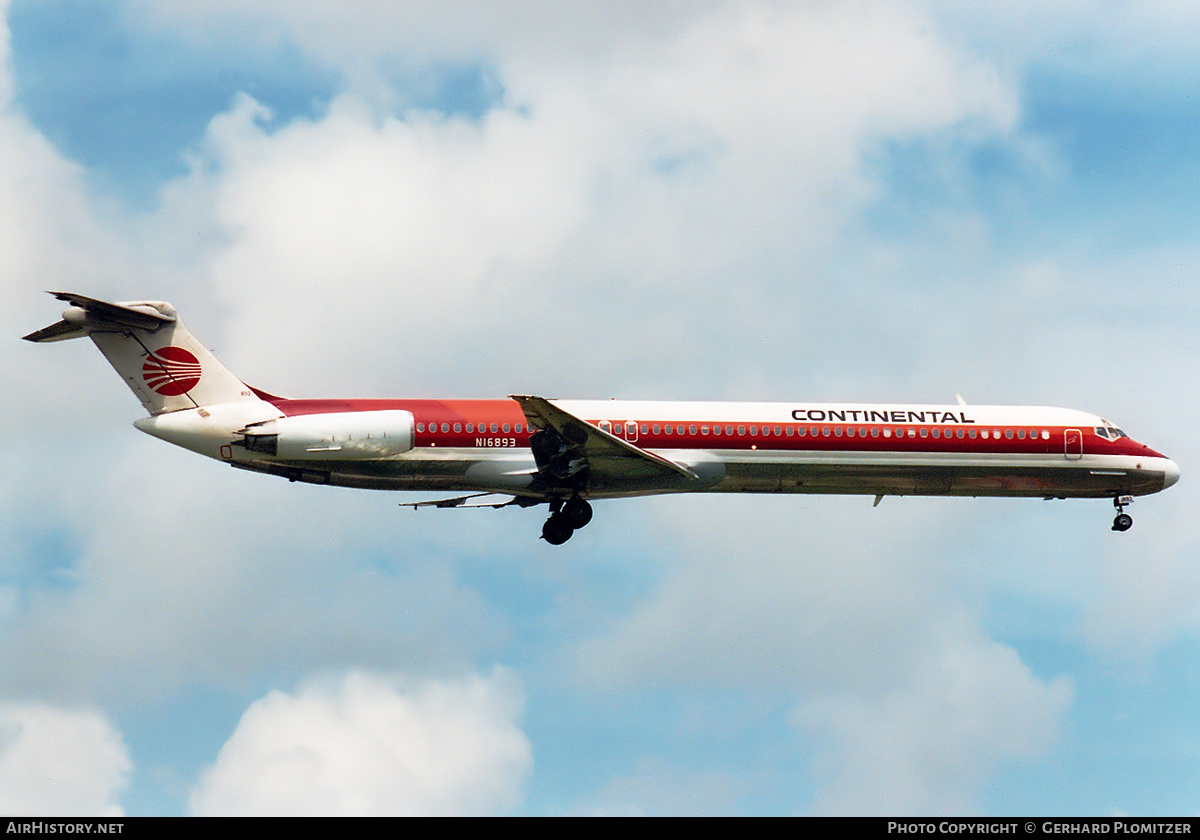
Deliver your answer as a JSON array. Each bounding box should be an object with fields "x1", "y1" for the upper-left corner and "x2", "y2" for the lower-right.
[
  {"x1": 1112, "y1": 495, "x2": 1134, "y2": 532},
  {"x1": 541, "y1": 497, "x2": 593, "y2": 545}
]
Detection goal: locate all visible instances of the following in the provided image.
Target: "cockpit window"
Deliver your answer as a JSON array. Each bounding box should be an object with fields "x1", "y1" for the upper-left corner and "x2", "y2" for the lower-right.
[{"x1": 1095, "y1": 423, "x2": 1128, "y2": 440}]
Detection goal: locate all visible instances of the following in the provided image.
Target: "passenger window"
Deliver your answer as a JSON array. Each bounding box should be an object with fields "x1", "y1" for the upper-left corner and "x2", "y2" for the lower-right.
[{"x1": 454, "y1": 423, "x2": 462, "y2": 433}]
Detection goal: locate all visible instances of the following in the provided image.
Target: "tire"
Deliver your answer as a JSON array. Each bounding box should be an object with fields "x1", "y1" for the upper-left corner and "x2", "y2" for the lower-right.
[
  {"x1": 563, "y1": 498, "x2": 593, "y2": 529},
  {"x1": 542, "y1": 514, "x2": 575, "y2": 545}
]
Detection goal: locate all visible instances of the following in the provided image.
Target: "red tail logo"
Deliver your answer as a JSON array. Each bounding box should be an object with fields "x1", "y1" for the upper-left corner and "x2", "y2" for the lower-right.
[{"x1": 142, "y1": 346, "x2": 201, "y2": 396}]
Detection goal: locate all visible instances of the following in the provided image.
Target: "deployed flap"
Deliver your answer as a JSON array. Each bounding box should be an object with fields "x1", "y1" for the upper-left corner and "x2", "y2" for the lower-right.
[
  {"x1": 404, "y1": 493, "x2": 520, "y2": 509},
  {"x1": 510, "y1": 395, "x2": 698, "y2": 491}
]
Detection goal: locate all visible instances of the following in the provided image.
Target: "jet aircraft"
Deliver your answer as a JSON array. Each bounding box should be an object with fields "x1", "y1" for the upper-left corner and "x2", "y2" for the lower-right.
[{"x1": 25, "y1": 292, "x2": 1180, "y2": 544}]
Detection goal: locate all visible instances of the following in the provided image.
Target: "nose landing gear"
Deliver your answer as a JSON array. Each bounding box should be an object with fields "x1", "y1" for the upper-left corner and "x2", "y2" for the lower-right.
[
  {"x1": 541, "y1": 497, "x2": 594, "y2": 545},
  {"x1": 1112, "y1": 495, "x2": 1134, "y2": 532}
]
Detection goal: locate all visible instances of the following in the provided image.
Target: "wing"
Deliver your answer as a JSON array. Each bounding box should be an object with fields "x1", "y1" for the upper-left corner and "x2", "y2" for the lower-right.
[{"x1": 510, "y1": 395, "x2": 698, "y2": 494}]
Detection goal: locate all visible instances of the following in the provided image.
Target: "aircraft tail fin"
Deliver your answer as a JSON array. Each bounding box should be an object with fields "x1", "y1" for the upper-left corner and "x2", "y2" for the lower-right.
[{"x1": 24, "y1": 291, "x2": 264, "y2": 415}]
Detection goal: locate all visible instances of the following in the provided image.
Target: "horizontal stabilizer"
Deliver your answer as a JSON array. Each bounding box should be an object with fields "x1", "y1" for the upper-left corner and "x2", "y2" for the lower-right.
[
  {"x1": 49, "y1": 291, "x2": 176, "y2": 329},
  {"x1": 25, "y1": 290, "x2": 267, "y2": 415},
  {"x1": 24, "y1": 291, "x2": 177, "y2": 343},
  {"x1": 22, "y1": 318, "x2": 89, "y2": 343}
]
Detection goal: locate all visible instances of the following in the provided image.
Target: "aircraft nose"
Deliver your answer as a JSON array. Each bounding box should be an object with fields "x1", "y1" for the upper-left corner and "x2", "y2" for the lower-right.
[{"x1": 1162, "y1": 458, "x2": 1181, "y2": 490}]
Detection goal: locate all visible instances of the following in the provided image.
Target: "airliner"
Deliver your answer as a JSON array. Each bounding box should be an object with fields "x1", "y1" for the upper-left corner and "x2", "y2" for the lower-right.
[{"x1": 25, "y1": 292, "x2": 1179, "y2": 544}]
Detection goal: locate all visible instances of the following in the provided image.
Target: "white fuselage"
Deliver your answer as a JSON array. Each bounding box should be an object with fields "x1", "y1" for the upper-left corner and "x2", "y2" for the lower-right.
[{"x1": 135, "y1": 398, "x2": 1180, "y2": 502}]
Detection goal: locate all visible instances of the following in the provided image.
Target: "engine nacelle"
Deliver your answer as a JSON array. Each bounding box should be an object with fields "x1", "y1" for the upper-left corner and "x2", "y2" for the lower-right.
[{"x1": 239, "y1": 410, "x2": 415, "y2": 461}]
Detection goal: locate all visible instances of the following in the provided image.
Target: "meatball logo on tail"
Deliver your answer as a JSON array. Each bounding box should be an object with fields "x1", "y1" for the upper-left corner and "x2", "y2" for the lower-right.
[{"x1": 142, "y1": 346, "x2": 202, "y2": 396}]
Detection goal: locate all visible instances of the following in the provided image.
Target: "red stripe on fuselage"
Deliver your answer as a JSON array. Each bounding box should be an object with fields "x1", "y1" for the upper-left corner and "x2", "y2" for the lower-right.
[{"x1": 261, "y1": 397, "x2": 1165, "y2": 459}]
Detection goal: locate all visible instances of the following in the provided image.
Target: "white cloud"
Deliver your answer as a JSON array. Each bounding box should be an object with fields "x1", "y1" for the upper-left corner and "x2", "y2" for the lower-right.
[
  {"x1": 4, "y1": 0, "x2": 1196, "y2": 818},
  {"x1": 0, "y1": 702, "x2": 131, "y2": 816},
  {"x1": 1081, "y1": 515, "x2": 1200, "y2": 662},
  {"x1": 0, "y1": 447, "x2": 508, "y2": 705},
  {"x1": 571, "y1": 495, "x2": 1076, "y2": 814},
  {"x1": 135, "y1": 0, "x2": 1020, "y2": 399},
  {"x1": 573, "y1": 495, "x2": 974, "y2": 693},
  {"x1": 929, "y1": 0, "x2": 1200, "y2": 81},
  {"x1": 793, "y1": 615, "x2": 1072, "y2": 815},
  {"x1": 189, "y1": 668, "x2": 532, "y2": 816}
]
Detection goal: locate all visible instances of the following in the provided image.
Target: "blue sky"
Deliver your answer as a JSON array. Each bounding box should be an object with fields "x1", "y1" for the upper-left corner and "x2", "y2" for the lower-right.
[{"x1": 2, "y1": 0, "x2": 1199, "y2": 816}]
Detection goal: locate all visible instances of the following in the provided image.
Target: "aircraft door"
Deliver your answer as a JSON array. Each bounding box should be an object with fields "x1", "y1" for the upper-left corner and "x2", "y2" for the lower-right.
[
  {"x1": 625, "y1": 420, "x2": 638, "y2": 442},
  {"x1": 1064, "y1": 428, "x2": 1083, "y2": 460}
]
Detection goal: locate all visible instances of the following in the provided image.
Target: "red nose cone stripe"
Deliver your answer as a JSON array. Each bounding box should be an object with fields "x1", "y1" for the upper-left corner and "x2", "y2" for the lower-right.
[{"x1": 143, "y1": 346, "x2": 201, "y2": 396}]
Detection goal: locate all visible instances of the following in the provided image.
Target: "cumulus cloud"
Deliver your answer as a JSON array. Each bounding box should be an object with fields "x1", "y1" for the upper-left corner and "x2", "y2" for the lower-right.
[
  {"x1": 4, "y1": 0, "x2": 1195, "y2": 818},
  {"x1": 793, "y1": 616, "x2": 1072, "y2": 815},
  {"x1": 189, "y1": 668, "x2": 532, "y2": 816},
  {"x1": 0, "y1": 450, "x2": 508, "y2": 705},
  {"x1": 570, "y1": 495, "x2": 1076, "y2": 814},
  {"x1": 0, "y1": 702, "x2": 131, "y2": 816},
  {"x1": 133, "y1": 0, "x2": 1021, "y2": 400},
  {"x1": 573, "y1": 495, "x2": 973, "y2": 693}
]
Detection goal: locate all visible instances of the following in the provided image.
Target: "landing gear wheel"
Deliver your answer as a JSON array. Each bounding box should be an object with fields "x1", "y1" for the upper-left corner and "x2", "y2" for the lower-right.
[
  {"x1": 1111, "y1": 495, "x2": 1134, "y2": 532},
  {"x1": 542, "y1": 514, "x2": 575, "y2": 545},
  {"x1": 563, "y1": 497, "x2": 593, "y2": 529}
]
